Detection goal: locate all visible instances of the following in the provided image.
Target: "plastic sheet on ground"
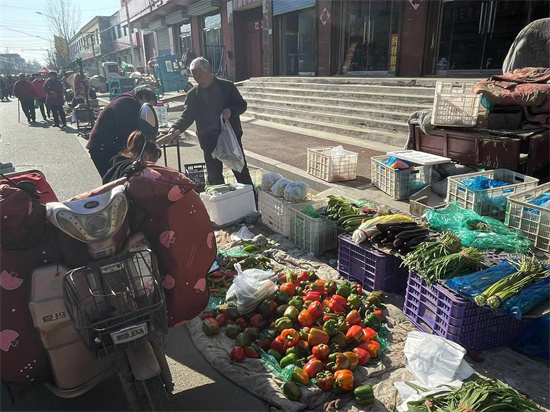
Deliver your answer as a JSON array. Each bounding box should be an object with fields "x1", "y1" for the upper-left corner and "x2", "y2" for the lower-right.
[{"x1": 186, "y1": 230, "x2": 550, "y2": 412}]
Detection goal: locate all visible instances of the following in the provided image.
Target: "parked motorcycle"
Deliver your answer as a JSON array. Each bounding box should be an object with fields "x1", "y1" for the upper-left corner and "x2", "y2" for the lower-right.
[{"x1": 1, "y1": 104, "x2": 186, "y2": 410}]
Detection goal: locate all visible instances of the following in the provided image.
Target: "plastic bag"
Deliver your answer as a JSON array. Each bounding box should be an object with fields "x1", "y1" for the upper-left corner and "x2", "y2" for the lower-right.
[
  {"x1": 261, "y1": 173, "x2": 282, "y2": 191},
  {"x1": 271, "y1": 178, "x2": 292, "y2": 197},
  {"x1": 330, "y1": 145, "x2": 346, "y2": 157},
  {"x1": 230, "y1": 225, "x2": 255, "y2": 241},
  {"x1": 425, "y1": 202, "x2": 531, "y2": 253},
  {"x1": 283, "y1": 181, "x2": 309, "y2": 202},
  {"x1": 511, "y1": 314, "x2": 550, "y2": 359},
  {"x1": 301, "y1": 204, "x2": 320, "y2": 218},
  {"x1": 225, "y1": 263, "x2": 278, "y2": 314},
  {"x1": 211, "y1": 116, "x2": 245, "y2": 173}
]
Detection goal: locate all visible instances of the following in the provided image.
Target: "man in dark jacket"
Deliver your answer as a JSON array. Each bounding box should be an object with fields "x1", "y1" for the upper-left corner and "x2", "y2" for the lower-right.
[
  {"x1": 168, "y1": 57, "x2": 252, "y2": 185},
  {"x1": 87, "y1": 85, "x2": 157, "y2": 177},
  {"x1": 13, "y1": 73, "x2": 36, "y2": 123},
  {"x1": 43, "y1": 71, "x2": 66, "y2": 128}
]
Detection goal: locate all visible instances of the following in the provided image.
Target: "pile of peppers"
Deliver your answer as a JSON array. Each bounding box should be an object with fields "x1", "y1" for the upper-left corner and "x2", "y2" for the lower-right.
[{"x1": 201, "y1": 269, "x2": 386, "y2": 404}]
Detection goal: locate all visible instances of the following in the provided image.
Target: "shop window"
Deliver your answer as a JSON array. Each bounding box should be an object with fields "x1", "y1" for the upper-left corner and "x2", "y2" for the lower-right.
[
  {"x1": 203, "y1": 13, "x2": 225, "y2": 76},
  {"x1": 180, "y1": 22, "x2": 193, "y2": 52},
  {"x1": 278, "y1": 9, "x2": 317, "y2": 75}
]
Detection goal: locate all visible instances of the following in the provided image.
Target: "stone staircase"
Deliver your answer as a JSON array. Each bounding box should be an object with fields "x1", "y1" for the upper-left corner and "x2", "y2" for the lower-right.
[{"x1": 237, "y1": 77, "x2": 439, "y2": 147}]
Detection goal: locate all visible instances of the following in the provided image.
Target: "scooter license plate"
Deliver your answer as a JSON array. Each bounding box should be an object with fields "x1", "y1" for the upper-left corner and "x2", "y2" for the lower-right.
[{"x1": 110, "y1": 323, "x2": 148, "y2": 344}]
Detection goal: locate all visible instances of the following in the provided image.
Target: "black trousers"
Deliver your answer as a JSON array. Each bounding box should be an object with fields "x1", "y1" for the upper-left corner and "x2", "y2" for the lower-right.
[
  {"x1": 20, "y1": 99, "x2": 35, "y2": 122},
  {"x1": 50, "y1": 105, "x2": 66, "y2": 126},
  {"x1": 35, "y1": 98, "x2": 47, "y2": 120},
  {"x1": 90, "y1": 145, "x2": 120, "y2": 178},
  {"x1": 202, "y1": 135, "x2": 253, "y2": 186}
]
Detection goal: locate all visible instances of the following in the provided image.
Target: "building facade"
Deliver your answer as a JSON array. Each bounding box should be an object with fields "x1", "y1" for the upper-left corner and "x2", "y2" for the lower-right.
[
  {"x1": 69, "y1": 16, "x2": 112, "y2": 74},
  {"x1": 82, "y1": 0, "x2": 547, "y2": 81}
]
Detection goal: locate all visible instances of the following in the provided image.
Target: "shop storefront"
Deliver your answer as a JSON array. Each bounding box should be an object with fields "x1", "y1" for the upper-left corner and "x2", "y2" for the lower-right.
[
  {"x1": 274, "y1": 0, "x2": 317, "y2": 76},
  {"x1": 338, "y1": 0, "x2": 401, "y2": 76},
  {"x1": 202, "y1": 13, "x2": 225, "y2": 75},
  {"x1": 434, "y1": 0, "x2": 548, "y2": 75}
]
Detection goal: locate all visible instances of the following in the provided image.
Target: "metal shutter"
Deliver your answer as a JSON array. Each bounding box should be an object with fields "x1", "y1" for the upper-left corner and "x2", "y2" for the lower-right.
[
  {"x1": 156, "y1": 28, "x2": 171, "y2": 56},
  {"x1": 273, "y1": 0, "x2": 315, "y2": 16}
]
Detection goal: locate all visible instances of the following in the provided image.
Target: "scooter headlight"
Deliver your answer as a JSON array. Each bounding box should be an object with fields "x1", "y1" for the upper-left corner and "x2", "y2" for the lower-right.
[{"x1": 55, "y1": 192, "x2": 128, "y2": 243}]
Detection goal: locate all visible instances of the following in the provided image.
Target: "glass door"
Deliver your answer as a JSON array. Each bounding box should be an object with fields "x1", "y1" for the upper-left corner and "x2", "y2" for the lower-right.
[
  {"x1": 436, "y1": 0, "x2": 531, "y2": 73},
  {"x1": 298, "y1": 9, "x2": 316, "y2": 75},
  {"x1": 341, "y1": 0, "x2": 400, "y2": 75}
]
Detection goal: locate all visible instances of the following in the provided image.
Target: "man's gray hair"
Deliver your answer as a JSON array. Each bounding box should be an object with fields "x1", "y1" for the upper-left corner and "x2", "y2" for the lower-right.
[{"x1": 189, "y1": 57, "x2": 211, "y2": 72}]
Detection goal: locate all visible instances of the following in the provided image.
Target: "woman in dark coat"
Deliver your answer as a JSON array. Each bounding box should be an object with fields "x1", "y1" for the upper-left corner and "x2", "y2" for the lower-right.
[{"x1": 43, "y1": 71, "x2": 66, "y2": 128}]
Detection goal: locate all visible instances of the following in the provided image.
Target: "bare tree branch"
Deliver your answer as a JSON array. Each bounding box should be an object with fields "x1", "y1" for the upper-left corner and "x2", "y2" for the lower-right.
[{"x1": 45, "y1": 0, "x2": 81, "y2": 43}]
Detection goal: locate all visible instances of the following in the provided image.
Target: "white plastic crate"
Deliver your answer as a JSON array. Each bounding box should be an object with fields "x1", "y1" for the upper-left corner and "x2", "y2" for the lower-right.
[
  {"x1": 258, "y1": 189, "x2": 312, "y2": 237},
  {"x1": 447, "y1": 169, "x2": 539, "y2": 220},
  {"x1": 307, "y1": 147, "x2": 358, "y2": 182},
  {"x1": 223, "y1": 165, "x2": 263, "y2": 186},
  {"x1": 289, "y1": 200, "x2": 337, "y2": 255},
  {"x1": 505, "y1": 182, "x2": 550, "y2": 252},
  {"x1": 370, "y1": 155, "x2": 432, "y2": 200},
  {"x1": 431, "y1": 81, "x2": 482, "y2": 127},
  {"x1": 200, "y1": 184, "x2": 257, "y2": 226}
]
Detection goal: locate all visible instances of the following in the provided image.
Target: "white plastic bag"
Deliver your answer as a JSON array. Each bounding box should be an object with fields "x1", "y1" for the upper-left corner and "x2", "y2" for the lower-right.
[
  {"x1": 395, "y1": 331, "x2": 475, "y2": 411},
  {"x1": 225, "y1": 264, "x2": 278, "y2": 314},
  {"x1": 261, "y1": 173, "x2": 283, "y2": 191},
  {"x1": 271, "y1": 178, "x2": 292, "y2": 197},
  {"x1": 283, "y1": 181, "x2": 309, "y2": 202},
  {"x1": 230, "y1": 225, "x2": 255, "y2": 241},
  {"x1": 330, "y1": 145, "x2": 347, "y2": 157},
  {"x1": 212, "y1": 116, "x2": 245, "y2": 173}
]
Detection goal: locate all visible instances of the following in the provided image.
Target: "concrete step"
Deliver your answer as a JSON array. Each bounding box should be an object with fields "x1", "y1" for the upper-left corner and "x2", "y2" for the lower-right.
[
  {"x1": 241, "y1": 111, "x2": 407, "y2": 147},
  {"x1": 245, "y1": 76, "x2": 447, "y2": 88},
  {"x1": 238, "y1": 85, "x2": 433, "y2": 104},
  {"x1": 242, "y1": 80, "x2": 435, "y2": 96},
  {"x1": 243, "y1": 91, "x2": 432, "y2": 112},
  {"x1": 247, "y1": 99, "x2": 411, "y2": 124}
]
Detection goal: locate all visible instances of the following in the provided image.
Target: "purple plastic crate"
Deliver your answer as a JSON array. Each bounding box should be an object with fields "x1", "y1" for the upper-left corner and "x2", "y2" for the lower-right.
[
  {"x1": 404, "y1": 272, "x2": 530, "y2": 351},
  {"x1": 337, "y1": 233, "x2": 408, "y2": 293}
]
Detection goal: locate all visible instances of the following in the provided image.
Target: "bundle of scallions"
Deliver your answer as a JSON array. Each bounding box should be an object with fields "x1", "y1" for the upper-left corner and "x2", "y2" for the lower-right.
[
  {"x1": 475, "y1": 255, "x2": 550, "y2": 308},
  {"x1": 405, "y1": 378, "x2": 541, "y2": 412},
  {"x1": 403, "y1": 232, "x2": 463, "y2": 275}
]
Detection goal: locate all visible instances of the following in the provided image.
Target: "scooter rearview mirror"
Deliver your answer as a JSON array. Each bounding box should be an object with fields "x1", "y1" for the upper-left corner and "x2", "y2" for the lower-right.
[{"x1": 138, "y1": 103, "x2": 158, "y2": 142}]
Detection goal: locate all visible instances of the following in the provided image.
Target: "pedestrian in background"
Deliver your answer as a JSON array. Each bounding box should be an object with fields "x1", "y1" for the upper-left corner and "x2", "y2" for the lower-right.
[
  {"x1": 87, "y1": 85, "x2": 157, "y2": 177},
  {"x1": 13, "y1": 73, "x2": 36, "y2": 123},
  {"x1": 44, "y1": 71, "x2": 66, "y2": 128},
  {"x1": 0, "y1": 76, "x2": 8, "y2": 101},
  {"x1": 168, "y1": 57, "x2": 253, "y2": 186},
  {"x1": 32, "y1": 73, "x2": 49, "y2": 122}
]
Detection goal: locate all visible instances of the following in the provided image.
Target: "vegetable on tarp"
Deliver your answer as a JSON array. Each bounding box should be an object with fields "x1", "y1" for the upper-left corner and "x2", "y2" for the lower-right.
[
  {"x1": 420, "y1": 247, "x2": 484, "y2": 284},
  {"x1": 355, "y1": 384, "x2": 375, "y2": 406}
]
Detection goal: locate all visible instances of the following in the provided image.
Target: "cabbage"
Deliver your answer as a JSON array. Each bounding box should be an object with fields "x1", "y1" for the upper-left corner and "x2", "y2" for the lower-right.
[
  {"x1": 283, "y1": 181, "x2": 309, "y2": 202},
  {"x1": 271, "y1": 178, "x2": 292, "y2": 197},
  {"x1": 261, "y1": 173, "x2": 282, "y2": 191}
]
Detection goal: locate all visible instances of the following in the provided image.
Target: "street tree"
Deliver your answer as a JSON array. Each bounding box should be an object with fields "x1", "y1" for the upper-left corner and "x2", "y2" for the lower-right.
[{"x1": 44, "y1": 0, "x2": 81, "y2": 70}]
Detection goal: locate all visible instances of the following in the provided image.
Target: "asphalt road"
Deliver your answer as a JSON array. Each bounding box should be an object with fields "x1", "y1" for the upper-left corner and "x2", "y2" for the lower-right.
[{"x1": 0, "y1": 99, "x2": 268, "y2": 411}]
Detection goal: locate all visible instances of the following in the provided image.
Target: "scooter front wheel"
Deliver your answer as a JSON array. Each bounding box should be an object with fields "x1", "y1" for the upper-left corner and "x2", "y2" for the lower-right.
[{"x1": 141, "y1": 375, "x2": 173, "y2": 411}]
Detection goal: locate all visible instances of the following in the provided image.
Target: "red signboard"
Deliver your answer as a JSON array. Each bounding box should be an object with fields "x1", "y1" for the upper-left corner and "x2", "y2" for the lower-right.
[{"x1": 389, "y1": 34, "x2": 398, "y2": 72}]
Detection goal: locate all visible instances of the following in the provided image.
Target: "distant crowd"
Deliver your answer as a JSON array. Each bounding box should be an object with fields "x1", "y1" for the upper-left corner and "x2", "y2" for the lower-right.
[{"x1": 0, "y1": 72, "x2": 97, "y2": 128}]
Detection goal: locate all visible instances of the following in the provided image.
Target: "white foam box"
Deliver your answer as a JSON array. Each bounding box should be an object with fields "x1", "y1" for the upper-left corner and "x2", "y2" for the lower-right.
[{"x1": 200, "y1": 184, "x2": 257, "y2": 226}]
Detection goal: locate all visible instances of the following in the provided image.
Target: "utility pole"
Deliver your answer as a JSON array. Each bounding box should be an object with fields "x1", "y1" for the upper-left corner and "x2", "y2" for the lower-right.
[
  {"x1": 88, "y1": 33, "x2": 97, "y2": 72},
  {"x1": 124, "y1": 0, "x2": 137, "y2": 68}
]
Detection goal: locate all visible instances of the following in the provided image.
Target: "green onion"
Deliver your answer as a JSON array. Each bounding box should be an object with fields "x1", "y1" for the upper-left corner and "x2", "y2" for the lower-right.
[
  {"x1": 420, "y1": 247, "x2": 484, "y2": 284},
  {"x1": 403, "y1": 232, "x2": 462, "y2": 274}
]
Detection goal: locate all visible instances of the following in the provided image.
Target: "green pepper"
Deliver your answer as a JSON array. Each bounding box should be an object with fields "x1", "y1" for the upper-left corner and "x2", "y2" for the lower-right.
[
  {"x1": 280, "y1": 353, "x2": 298, "y2": 368},
  {"x1": 347, "y1": 293, "x2": 362, "y2": 309},
  {"x1": 275, "y1": 316, "x2": 294, "y2": 332},
  {"x1": 235, "y1": 332, "x2": 252, "y2": 348},
  {"x1": 370, "y1": 291, "x2": 384, "y2": 303},
  {"x1": 284, "y1": 306, "x2": 299, "y2": 322},
  {"x1": 365, "y1": 312, "x2": 382, "y2": 331},
  {"x1": 225, "y1": 304, "x2": 239, "y2": 320},
  {"x1": 286, "y1": 346, "x2": 301, "y2": 357},
  {"x1": 259, "y1": 328, "x2": 278, "y2": 342},
  {"x1": 225, "y1": 324, "x2": 242, "y2": 339},
  {"x1": 295, "y1": 286, "x2": 304, "y2": 297},
  {"x1": 331, "y1": 331, "x2": 350, "y2": 348},
  {"x1": 274, "y1": 290, "x2": 290, "y2": 305},
  {"x1": 288, "y1": 296, "x2": 304, "y2": 309},
  {"x1": 283, "y1": 381, "x2": 302, "y2": 401},
  {"x1": 290, "y1": 367, "x2": 310, "y2": 385},
  {"x1": 327, "y1": 352, "x2": 349, "y2": 371},
  {"x1": 336, "y1": 281, "x2": 352, "y2": 298},
  {"x1": 285, "y1": 270, "x2": 297, "y2": 284},
  {"x1": 366, "y1": 294, "x2": 381, "y2": 308},
  {"x1": 242, "y1": 244, "x2": 258, "y2": 252},
  {"x1": 354, "y1": 384, "x2": 375, "y2": 405},
  {"x1": 275, "y1": 304, "x2": 289, "y2": 318},
  {"x1": 202, "y1": 318, "x2": 220, "y2": 336},
  {"x1": 258, "y1": 300, "x2": 275, "y2": 319},
  {"x1": 267, "y1": 349, "x2": 283, "y2": 362},
  {"x1": 323, "y1": 319, "x2": 341, "y2": 337}
]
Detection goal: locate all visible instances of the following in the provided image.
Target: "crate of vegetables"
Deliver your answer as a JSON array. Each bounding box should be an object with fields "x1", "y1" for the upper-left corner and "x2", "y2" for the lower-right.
[
  {"x1": 505, "y1": 182, "x2": 550, "y2": 252},
  {"x1": 404, "y1": 271, "x2": 530, "y2": 351},
  {"x1": 337, "y1": 233, "x2": 409, "y2": 293},
  {"x1": 258, "y1": 189, "x2": 312, "y2": 237},
  {"x1": 288, "y1": 200, "x2": 338, "y2": 256}
]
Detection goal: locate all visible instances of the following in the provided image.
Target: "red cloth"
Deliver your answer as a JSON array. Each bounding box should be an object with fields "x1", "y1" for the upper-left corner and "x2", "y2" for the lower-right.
[
  {"x1": 12, "y1": 80, "x2": 35, "y2": 101},
  {"x1": 32, "y1": 79, "x2": 47, "y2": 99}
]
